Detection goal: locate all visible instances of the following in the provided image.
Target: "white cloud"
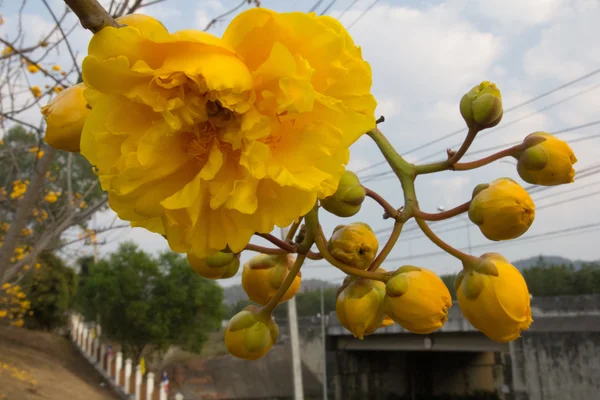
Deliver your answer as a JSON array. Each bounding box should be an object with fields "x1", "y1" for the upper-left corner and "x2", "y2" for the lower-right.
[
  {"x1": 523, "y1": 3, "x2": 600, "y2": 81},
  {"x1": 469, "y1": 0, "x2": 569, "y2": 28},
  {"x1": 376, "y1": 97, "x2": 400, "y2": 119}
]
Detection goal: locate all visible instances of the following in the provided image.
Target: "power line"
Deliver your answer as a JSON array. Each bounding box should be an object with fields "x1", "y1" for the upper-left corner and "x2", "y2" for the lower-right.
[
  {"x1": 337, "y1": 0, "x2": 361, "y2": 19},
  {"x1": 347, "y1": 0, "x2": 381, "y2": 29},
  {"x1": 309, "y1": 0, "x2": 325, "y2": 12},
  {"x1": 306, "y1": 221, "x2": 600, "y2": 268},
  {"x1": 355, "y1": 67, "x2": 600, "y2": 175},
  {"x1": 320, "y1": 0, "x2": 339, "y2": 15},
  {"x1": 370, "y1": 162, "x2": 600, "y2": 237},
  {"x1": 361, "y1": 122, "x2": 600, "y2": 183}
]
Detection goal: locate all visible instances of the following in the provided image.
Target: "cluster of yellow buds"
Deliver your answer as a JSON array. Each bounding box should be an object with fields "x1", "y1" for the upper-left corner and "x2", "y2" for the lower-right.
[
  {"x1": 32, "y1": 208, "x2": 49, "y2": 223},
  {"x1": 30, "y1": 86, "x2": 42, "y2": 98},
  {"x1": 10, "y1": 180, "x2": 29, "y2": 200},
  {"x1": 0, "y1": 282, "x2": 30, "y2": 328},
  {"x1": 20, "y1": 228, "x2": 33, "y2": 237},
  {"x1": 44, "y1": 191, "x2": 61, "y2": 204},
  {"x1": 26, "y1": 62, "x2": 41, "y2": 74},
  {"x1": 79, "y1": 228, "x2": 98, "y2": 245},
  {"x1": 1, "y1": 46, "x2": 12, "y2": 56}
]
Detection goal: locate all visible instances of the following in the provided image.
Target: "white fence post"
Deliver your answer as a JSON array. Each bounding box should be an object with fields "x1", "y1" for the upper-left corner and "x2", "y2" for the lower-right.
[
  {"x1": 106, "y1": 350, "x2": 113, "y2": 376},
  {"x1": 159, "y1": 381, "x2": 167, "y2": 400},
  {"x1": 124, "y1": 359, "x2": 132, "y2": 394},
  {"x1": 146, "y1": 372, "x2": 155, "y2": 400},
  {"x1": 115, "y1": 352, "x2": 123, "y2": 386},
  {"x1": 82, "y1": 327, "x2": 89, "y2": 351},
  {"x1": 134, "y1": 365, "x2": 142, "y2": 400},
  {"x1": 99, "y1": 344, "x2": 106, "y2": 368}
]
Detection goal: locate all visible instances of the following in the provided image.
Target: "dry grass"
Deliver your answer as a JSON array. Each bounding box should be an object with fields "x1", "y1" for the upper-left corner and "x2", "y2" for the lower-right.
[{"x1": 0, "y1": 325, "x2": 117, "y2": 400}]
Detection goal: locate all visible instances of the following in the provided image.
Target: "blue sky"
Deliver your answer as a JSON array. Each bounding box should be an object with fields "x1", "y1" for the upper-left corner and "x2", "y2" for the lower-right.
[{"x1": 2, "y1": 0, "x2": 600, "y2": 287}]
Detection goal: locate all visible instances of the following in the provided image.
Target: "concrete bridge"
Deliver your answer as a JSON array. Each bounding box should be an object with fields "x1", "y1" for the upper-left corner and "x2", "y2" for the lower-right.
[
  {"x1": 172, "y1": 294, "x2": 600, "y2": 400},
  {"x1": 326, "y1": 294, "x2": 600, "y2": 400}
]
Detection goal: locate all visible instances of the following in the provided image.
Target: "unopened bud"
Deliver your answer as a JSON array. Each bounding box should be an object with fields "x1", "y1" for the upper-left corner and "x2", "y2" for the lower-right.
[
  {"x1": 187, "y1": 251, "x2": 240, "y2": 279},
  {"x1": 460, "y1": 81, "x2": 503, "y2": 130},
  {"x1": 327, "y1": 222, "x2": 378, "y2": 270},
  {"x1": 469, "y1": 178, "x2": 535, "y2": 241},
  {"x1": 225, "y1": 305, "x2": 278, "y2": 360},
  {"x1": 321, "y1": 171, "x2": 366, "y2": 217},
  {"x1": 41, "y1": 83, "x2": 90, "y2": 152},
  {"x1": 242, "y1": 254, "x2": 301, "y2": 306},
  {"x1": 336, "y1": 278, "x2": 385, "y2": 339},
  {"x1": 516, "y1": 132, "x2": 577, "y2": 186}
]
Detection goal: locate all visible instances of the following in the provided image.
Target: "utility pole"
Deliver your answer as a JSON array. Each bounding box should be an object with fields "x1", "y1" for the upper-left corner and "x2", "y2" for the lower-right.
[
  {"x1": 281, "y1": 227, "x2": 304, "y2": 400},
  {"x1": 320, "y1": 286, "x2": 328, "y2": 400}
]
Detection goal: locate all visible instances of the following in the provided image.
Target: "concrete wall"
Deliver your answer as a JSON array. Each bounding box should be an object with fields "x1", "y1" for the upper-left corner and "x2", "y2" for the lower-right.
[
  {"x1": 331, "y1": 349, "x2": 503, "y2": 400},
  {"x1": 515, "y1": 332, "x2": 600, "y2": 400}
]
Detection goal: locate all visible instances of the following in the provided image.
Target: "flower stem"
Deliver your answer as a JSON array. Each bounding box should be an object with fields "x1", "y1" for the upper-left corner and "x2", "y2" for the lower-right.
[
  {"x1": 304, "y1": 208, "x2": 391, "y2": 282},
  {"x1": 286, "y1": 218, "x2": 302, "y2": 242},
  {"x1": 415, "y1": 217, "x2": 476, "y2": 263},
  {"x1": 413, "y1": 201, "x2": 471, "y2": 221},
  {"x1": 260, "y1": 254, "x2": 306, "y2": 316},
  {"x1": 368, "y1": 221, "x2": 404, "y2": 271},
  {"x1": 447, "y1": 127, "x2": 478, "y2": 165},
  {"x1": 257, "y1": 233, "x2": 297, "y2": 253},
  {"x1": 453, "y1": 145, "x2": 521, "y2": 171},
  {"x1": 245, "y1": 244, "x2": 289, "y2": 255},
  {"x1": 364, "y1": 186, "x2": 399, "y2": 218},
  {"x1": 367, "y1": 128, "x2": 417, "y2": 212}
]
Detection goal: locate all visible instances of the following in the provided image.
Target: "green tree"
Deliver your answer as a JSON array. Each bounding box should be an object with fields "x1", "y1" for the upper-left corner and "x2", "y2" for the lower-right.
[
  {"x1": 22, "y1": 252, "x2": 78, "y2": 331},
  {"x1": 78, "y1": 242, "x2": 224, "y2": 361}
]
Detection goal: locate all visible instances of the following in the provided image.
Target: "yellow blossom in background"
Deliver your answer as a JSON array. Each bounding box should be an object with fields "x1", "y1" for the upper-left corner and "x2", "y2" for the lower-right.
[
  {"x1": 34, "y1": 263, "x2": 41, "y2": 269},
  {"x1": 21, "y1": 228, "x2": 32, "y2": 236},
  {"x1": 52, "y1": 65, "x2": 61, "y2": 71},
  {"x1": 10, "y1": 180, "x2": 29, "y2": 199},
  {"x1": 60, "y1": 71, "x2": 66, "y2": 76},
  {"x1": 78, "y1": 201, "x2": 88, "y2": 209},
  {"x1": 30, "y1": 86, "x2": 42, "y2": 98},
  {"x1": 2, "y1": 46, "x2": 12, "y2": 56},
  {"x1": 53, "y1": 86, "x2": 64, "y2": 94},
  {"x1": 74, "y1": 11, "x2": 376, "y2": 257},
  {"x1": 0, "y1": 310, "x2": 7, "y2": 318},
  {"x1": 1, "y1": 222, "x2": 9, "y2": 232},
  {"x1": 26, "y1": 63, "x2": 40, "y2": 73},
  {"x1": 45, "y1": 191, "x2": 60, "y2": 203}
]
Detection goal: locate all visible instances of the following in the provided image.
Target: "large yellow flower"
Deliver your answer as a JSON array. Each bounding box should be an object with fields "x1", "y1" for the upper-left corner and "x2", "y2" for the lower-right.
[{"x1": 78, "y1": 11, "x2": 375, "y2": 258}]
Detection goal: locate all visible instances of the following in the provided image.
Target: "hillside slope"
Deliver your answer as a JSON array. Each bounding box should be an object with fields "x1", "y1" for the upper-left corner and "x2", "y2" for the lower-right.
[{"x1": 0, "y1": 325, "x2": 117, "y2": 400}]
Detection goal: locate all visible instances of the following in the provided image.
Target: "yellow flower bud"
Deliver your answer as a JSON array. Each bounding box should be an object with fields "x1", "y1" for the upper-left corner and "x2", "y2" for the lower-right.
[
  {"x1": 187, "y1": 251, "x2": 240, "y2": 279},
  {"x1": 52, "y1": 65, "x2": 60, "y2": 71},
  {"x1": 26, "y1": 64, "x2": 40, "y2": 74},
  {"x1": 336, "y1": 278, "x2": 385, "y2": 339},
  {"x1": 224, "y1": 305, "x2": 278, "y2": 360},
  {"x1": 468, "y1": 178, "x2": 535, "y2": 241},
  {"x1": 242, "y1": 254, "x2": 301, "y2": 306},
  {"x1": 516, "y1": 132, "x2": 577, "y2": 186},
  {"x1": 41, "y1": 83, "x2": 90, "y2": 152},
  {"x1": 30, "y1": 86, "x2": 42, "y2": 98},
  {"x1": 456, "y1": 253, "x2": 532, "y2": 342},
  {"x1": 321, "y1": 171, "x2": 366, "y2": 217},
  {"x1": 460, "y1": 81, "x2": 503, "y2": 130},
  {"x1": 327, "y1": 222, "x2": 378, "y2": 270},
  {"x1": 384, "y1": 266, "x2": 452, "y2": 334}
]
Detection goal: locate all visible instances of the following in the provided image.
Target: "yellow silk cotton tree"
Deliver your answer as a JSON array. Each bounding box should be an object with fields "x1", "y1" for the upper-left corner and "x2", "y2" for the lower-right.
[{"x1": 44, "y1": 0, "x2": 578, "y2": 360}]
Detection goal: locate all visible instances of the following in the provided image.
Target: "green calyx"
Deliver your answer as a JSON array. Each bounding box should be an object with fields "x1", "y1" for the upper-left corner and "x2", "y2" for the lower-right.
[{"x1": 321, "y1": 171, "x2": 367, "y2": 218}]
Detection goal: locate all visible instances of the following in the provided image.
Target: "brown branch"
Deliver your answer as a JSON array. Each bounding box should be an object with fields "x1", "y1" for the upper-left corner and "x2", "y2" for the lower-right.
[
  {"x1": 244, "y1": 244, "x2": 289, "y2": 255},
  {"x1": 453, "y1": 145, "x2": 521, "y2": 171},
  {"x1": 413, "y1": 201, "x2": 471, "y2": 222},
  {"x1": 64, "y1": 0, "x2": 121, "y2": 33},
  {"x1": 204, "y1": 0, "x2": 248, "y2": 31},
  {"x1": 447, "y1": 127, "x2": 478, "y2": 166},
  {"x1": 364, "y1": 186, "x2": 399, "y2": 219},
  {"x1": 256, "y1": 233, "x2": 297, "y2": 253}
]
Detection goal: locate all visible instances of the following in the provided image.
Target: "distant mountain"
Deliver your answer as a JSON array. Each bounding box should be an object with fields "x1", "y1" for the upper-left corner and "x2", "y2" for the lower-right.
[
  {"x1": 512, "y1": 255, "x2": 598, "y2": 271},
  {"x1": 222, "y1": 278, "x2": 337, "y2": 305}
]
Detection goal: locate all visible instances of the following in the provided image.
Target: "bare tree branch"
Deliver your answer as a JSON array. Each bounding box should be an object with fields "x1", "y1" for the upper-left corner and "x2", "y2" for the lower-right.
[{"x1": 64, "y1": 0, "x2": 121, "y2": 33}]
